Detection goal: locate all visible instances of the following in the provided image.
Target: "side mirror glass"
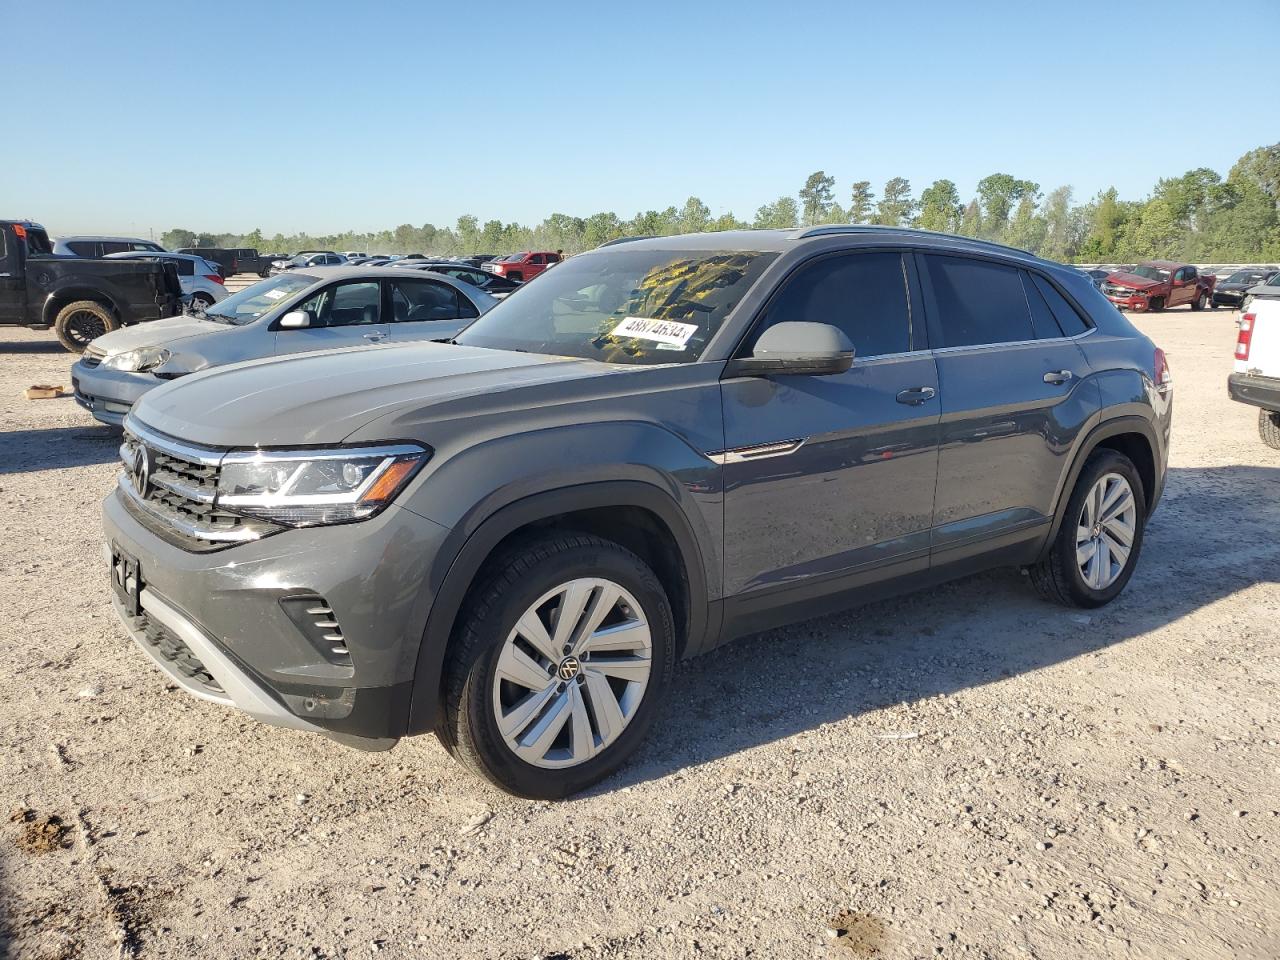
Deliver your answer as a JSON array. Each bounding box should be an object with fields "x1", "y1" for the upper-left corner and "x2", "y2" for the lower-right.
[
  {"x1": 728, "y1": 321, "x2": 855, "y2": 378},
  {"x1": 279, "y1": 309, "x2": 311, "y2": 329}
]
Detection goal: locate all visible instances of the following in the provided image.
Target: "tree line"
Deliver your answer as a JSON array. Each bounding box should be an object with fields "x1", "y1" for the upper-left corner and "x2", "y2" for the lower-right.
[{"x1": 162, "y1": 143, "x2": 1280, "y2": 264}]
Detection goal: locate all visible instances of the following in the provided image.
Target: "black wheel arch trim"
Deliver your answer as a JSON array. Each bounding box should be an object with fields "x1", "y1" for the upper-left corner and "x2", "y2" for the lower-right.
[
  {"x1": 1039, "y1": 415, "x2": 1162, "y2": 562},
  {"x1": 405, "y1": 479, "x2": 713, "y2": 736},
  {"x1": 42, "y1": 288, "x2": 121, "y2": 326}
]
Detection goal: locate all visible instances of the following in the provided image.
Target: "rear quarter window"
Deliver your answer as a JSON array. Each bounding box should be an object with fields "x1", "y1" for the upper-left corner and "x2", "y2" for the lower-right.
[{"x1": 1028, "y1": 273, "x2": 1089, "y2": 336}]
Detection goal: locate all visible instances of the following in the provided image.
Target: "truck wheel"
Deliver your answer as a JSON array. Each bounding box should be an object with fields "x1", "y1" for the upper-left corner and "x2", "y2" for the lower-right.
[
  {"x1": 1029, "y1": 449, "x2": 1146, "y2": 608},
  {"x1": 439, "y1": 533, "x2": 676, "y2": 799},
  {"x1": 54, "y1": 300, "x2": 118, "y2": 353},
  {"x1": 1261, "y1": 410, "x2": 1280, "y2": 451},
  {"x1": 1191, "y1": 293, "x2": 1205, "y2": 311},
  {"x1": 507, "y1": 272, "x2": 524, "y2": 283},
  {"x1": 1149, "y1": 297, "x2": 1165, "y2": 313}
]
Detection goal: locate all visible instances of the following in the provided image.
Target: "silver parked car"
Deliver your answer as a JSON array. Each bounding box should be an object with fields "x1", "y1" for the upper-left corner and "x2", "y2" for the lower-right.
[
  {"x1": 71, "y1": 266, "x2": 496, "y2": 426},
  {"x1": 105, "y1": 251, "x2": 229, "y2": 310}
]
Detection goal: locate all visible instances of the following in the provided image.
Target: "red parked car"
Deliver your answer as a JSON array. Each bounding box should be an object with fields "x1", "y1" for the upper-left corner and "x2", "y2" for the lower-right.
[
  {"x1": 1100, "y1": 260, "x2": 1216, "y2": 312},
  {"x1": 482, "y1": 250, "x2": 562, "y2": 282}
]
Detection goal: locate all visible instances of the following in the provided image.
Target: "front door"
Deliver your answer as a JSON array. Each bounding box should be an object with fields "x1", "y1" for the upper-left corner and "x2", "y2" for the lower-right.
[
  {"x1": 273, "y1": 279, "x2": 390, "y2": 354},
  {"x1": 721, "y1": 250, "x2": 941, "y2": 599},
  {"x1": 918, "y1": 253, "x2": 1099, "y2": 562}
]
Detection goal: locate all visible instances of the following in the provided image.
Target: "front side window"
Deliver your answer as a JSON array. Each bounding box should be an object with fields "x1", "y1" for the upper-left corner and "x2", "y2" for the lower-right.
[
  {"x1": 750, "y1": 252, "x2": 911, "y2": 359},
  {"x1": 924, "y1": 255, "x2": 1034, "y2": 347},
  {"x1": 455, "y1": 247, "x2": 779, "y2": 365},
  {"x1": 203, "y1": 273, "x2": 317, "y2": 325},
  {"x1": 298, "y1": 281, "x2": 381, "y2": 327},
  {"x1": 390, "y1": 279, "x2": 477, "y2": 322}
]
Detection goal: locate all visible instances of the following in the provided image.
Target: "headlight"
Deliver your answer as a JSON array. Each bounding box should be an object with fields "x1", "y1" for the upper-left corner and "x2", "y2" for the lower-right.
[
  {"x1": 217, "y1": 444, "x2": 429, "y2": 526},
  {"x1": 100, "y1": 346, "x2": 172, "y2": 372}
]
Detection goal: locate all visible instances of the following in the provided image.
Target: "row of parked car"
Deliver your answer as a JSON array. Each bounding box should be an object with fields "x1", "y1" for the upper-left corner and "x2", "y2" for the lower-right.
[{"x1": 1077, "y1": 262, "x2": 1279, "y2": 313}]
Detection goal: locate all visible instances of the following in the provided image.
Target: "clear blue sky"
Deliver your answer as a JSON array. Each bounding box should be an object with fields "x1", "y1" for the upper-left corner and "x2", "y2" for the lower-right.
[{"x1": 3, "y1": 0, "x2": 1273, "y2": 238}]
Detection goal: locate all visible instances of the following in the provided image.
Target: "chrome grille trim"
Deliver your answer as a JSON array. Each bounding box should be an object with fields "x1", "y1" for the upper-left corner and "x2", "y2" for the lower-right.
[
  {"x1": 118, "y1": 476, "x2": 265, "y2": 543},
  {"x1": 123, "y1": 415, "x2": 225, "y2": 466}
]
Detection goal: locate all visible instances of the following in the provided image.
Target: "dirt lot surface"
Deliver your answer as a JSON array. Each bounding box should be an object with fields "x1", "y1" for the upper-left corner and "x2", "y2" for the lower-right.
[{"x1": 1, "y1": 311, "x2": 1277, "y2": 960}]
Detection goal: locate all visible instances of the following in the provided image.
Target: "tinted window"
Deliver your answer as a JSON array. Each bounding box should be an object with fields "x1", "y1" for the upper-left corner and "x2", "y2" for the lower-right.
[
  {"x1": 299, "y1": 281, "x2": 381, "y2": 327},
  {"x1": 174, "y1": 258, "x2": 194, "y2": 277},
  {"x1": 67, "y1": 241, "x2": 96, "y2": 256},
  {"x1": 100, "y1": 241, "x2": 130, "y2": 255},
  {"x1": 130, "y1": 242, "x2": 155, "y2": 252},
  {"x1": 924, "y1": 255, "x2": 1034, "y2": 347},
  {"x1": 390, "y1": 279, "x2": 477, "y2": 322},
  {"x1": 754, "y1": 252, "x2": 911, "y2": 359},
  {"x1": 1029, "y1": 274, "x2": 1089, "y2": 336}
]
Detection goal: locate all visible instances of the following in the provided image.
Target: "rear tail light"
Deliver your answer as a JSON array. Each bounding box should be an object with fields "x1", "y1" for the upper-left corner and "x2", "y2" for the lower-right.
[
  {"x1": 1154, "y1": 347, "x2": 1171, "y2": 387},
  {"x1": 1236, "y1": 313, "x2": 1255, "y2": 361},
  {"x1": 204, "y1": 274, "x2": 224, "y2": 285}
]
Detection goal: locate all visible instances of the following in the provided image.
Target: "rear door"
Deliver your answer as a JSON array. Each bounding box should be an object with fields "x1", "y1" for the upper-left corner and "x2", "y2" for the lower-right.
[
  {"x1": 920, "y1": 253, "x2": 1098, "y2": 562},
  {"x1": 386, "y1": 276, "x2": 480, "y2": 343},
  {"x1": 721, "y1": 249, "x2": 940, "y2": 597},
  {"x1": 273, "y1": 279, "x2": 390, "y2": 354},
  {"x1": 0, "y1": 228, "x2": 25, "y2": 324}
]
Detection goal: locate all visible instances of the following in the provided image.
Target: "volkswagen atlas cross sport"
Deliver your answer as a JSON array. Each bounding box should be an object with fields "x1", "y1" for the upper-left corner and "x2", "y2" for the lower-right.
[{"x1": 103, "y1": 226, "x2": 1172, "y2": 798}]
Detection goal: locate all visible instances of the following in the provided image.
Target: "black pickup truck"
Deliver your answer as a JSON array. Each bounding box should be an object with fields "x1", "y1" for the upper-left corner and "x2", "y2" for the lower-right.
[{"x1": 0, "y1": 221, "x2": 182, "y2": 351}]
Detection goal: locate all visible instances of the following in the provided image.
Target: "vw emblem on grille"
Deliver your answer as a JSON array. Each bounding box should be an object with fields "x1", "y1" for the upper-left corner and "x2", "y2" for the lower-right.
[
  {"x1": 557, "y1": 656, "x2": 581, "y2": 681},
  {"x1": 127, "y1": 442, "x2": 152, "y2": 498}
]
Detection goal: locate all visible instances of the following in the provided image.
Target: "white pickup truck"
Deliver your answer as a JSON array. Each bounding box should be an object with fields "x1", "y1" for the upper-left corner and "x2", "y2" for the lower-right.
[{"x1": 1229, "y1": 298, "x2": 1280, "y2": 449}]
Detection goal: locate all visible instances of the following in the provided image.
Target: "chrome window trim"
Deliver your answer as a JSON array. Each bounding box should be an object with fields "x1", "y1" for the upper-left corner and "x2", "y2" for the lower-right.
[{"x1": 929, "y1": 327, "x2": 1096, "y2": 356}]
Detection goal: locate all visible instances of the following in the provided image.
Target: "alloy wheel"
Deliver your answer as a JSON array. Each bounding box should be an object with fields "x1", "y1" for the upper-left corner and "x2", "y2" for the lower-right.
[
  {"x1": 491, "y1": 577, "x2": 652, "y2": 769},
  {"x1": 1075, "y1": 472, "x2": 1137, "y2": 590},
  {"x1": 64, "y1": 310, "x2": 107, "y2": 347}
]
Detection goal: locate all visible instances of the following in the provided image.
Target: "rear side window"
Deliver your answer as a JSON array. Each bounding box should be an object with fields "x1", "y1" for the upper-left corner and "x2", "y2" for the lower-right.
[
  {"x1": 174, "y1": 258, "x2": 195, "y2": 277},
  {"x1": 923, "y1": 255, "x2": 1034, "y2": 347},
  {"x1": 100, "y1": 241, "x2": 130, "y2": 255},
  {"x1": 1027, "y1": 273, "x2": 1089, "y2": 336},
  {"x1": 67, "y1": 241, "x2": 96, "y2": 256},
  {"x1": 754, "y1": 251, "x2": 912, "y2": 359},
  {"x1": 390, "y1": 278, "x2": 477, "y2": 322}
]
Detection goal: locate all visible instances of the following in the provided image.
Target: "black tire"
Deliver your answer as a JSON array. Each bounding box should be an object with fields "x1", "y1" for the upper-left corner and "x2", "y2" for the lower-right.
[
  {"x1": 507, "y1": 272, "x2": 524, "y2": 282},
  {"x1": 189, "y1": 293, "x2": 215, "y2": 312},
  {"x1": 1261, "y1": 410, "x2": 1280, "y2": 451},
  {"x1": 1191, "y1": 293, "x2": 1204, "y2": 311},
  {"x1": 439, "y1": 533, "x2": 676, "y2": 799},
  {"x1": 54, "y1": 300, "x2": 118, "y2": 353},
  {"x1": 1029, "y1": 449, "x2": 1146, "y2": 608},
  {"x1": 1149, "y1": 296, "x2": 1165, "y2": 313}
]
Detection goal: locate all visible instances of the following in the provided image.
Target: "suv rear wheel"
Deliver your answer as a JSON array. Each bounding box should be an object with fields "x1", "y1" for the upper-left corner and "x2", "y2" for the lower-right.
[
  {"x1": 1260, "y1": 410, "x2": 1280, "y2": 450},
  {"x1": 440, "y1": 534, "x2": 675, "y2": 798},
  {"x1": 1030, "y1": 449, "x2": 1146, "y2": 608}
]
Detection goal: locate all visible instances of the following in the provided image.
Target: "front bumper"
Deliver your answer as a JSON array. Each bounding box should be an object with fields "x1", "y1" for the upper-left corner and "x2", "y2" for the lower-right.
[
  {"x1": 1105, "y1": 291, "x2": 1151, "y2": 311},
  {"x1": 1229, "y1": 372, "x2": 1280, "y2": 413},
  {"x1": 103, "y1": 486, "x2": 452, "y2": 742},
  {"x1": 71, "y1": 360, "x2": 159, "y2": 426},
  {"x1": 1213, "y1": 290, "x2": 1245, "y2": 307}
]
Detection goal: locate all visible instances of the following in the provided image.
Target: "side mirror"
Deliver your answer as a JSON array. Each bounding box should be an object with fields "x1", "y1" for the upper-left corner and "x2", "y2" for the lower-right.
[
  {"x1": 279, "y1": 309, "x2": 311, "y2": 329},
  {"x1": 727, "y1": 322, "x2": 854, "y2": 378}
]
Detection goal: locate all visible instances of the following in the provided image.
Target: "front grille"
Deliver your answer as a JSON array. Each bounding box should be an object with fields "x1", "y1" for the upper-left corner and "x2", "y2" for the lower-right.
[
  {"x1": 133, "y1": 609, "x2": 224, "y2": 695},
  {"x1": 118, "y1": 423, "x2": 275, "y2": 550},
  {"x1": 1102, "y1": 283, "x2": 1138, "y2": 298}
]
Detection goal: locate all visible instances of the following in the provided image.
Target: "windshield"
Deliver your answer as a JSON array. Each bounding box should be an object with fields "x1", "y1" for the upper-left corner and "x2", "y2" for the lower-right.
[
  {"x1": 455, "y1": 248, "x2": 778, "y2": 365},
  {"x1": 1226, "y1": 271, "x2": 1267, "y2": 284},
  {"x1": 1128, "y1": 264, "x2": 1170, "y2": 281},
  {"x1": 203, "y1": 274, "x2": 316, "y2": 325},
  {"x1": 504, "y1": 253, "x2": 527, "y2": 262}
]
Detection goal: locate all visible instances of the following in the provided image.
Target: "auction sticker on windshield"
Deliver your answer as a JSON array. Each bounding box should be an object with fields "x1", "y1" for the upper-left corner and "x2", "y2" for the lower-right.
[{"x1": 611, "y1": 317, "x2": 698, "y2": 347}]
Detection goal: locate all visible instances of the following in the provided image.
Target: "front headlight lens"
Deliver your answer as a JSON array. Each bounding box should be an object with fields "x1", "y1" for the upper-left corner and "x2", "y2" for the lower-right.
[
  {"x1": 216, "y1": 444, "x2": 429, "y2": 526},
  {"x1": 100, "y1": 346, "x2": 172, "y2": 372}
]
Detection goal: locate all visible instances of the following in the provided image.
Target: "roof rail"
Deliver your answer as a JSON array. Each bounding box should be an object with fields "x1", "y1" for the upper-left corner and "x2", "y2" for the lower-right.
[
  {"x1": 793, "y1": 224, "x2": 1033, "y2": 257},
  {"x1": 597, "y1": 235, "x2": 656, "y2": 248}
]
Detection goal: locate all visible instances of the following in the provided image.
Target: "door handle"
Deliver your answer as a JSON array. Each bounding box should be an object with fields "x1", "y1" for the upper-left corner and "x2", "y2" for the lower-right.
[
  {"x1": 1043, "y1": 370, "x2": 1073, "y2": 385},
  {"x1": 895, "y1": 386, "x2": 936, "y2": 406}
]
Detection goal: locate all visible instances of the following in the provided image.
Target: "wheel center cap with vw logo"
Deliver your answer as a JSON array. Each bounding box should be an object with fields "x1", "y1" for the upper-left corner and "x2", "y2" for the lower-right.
[
  {"x1": 126, "y1": 441, "x2": 152, "y2": 498},
  {"x1": 557, "y1": 656, "x2": 581, "y2": 681}
]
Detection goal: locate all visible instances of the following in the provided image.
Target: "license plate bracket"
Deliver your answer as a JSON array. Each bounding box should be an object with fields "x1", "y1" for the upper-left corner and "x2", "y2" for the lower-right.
[{"x1": 110, "y1": 544, "x2": 142, "y2": 617}]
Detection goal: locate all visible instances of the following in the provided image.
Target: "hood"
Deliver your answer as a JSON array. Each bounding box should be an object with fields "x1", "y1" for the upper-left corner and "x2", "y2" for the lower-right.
[
  {"x1": 89, "y1": 314, "x2": 232, "y2": 355},
  {"x1": 132, "y1": 342, "x2": 614, "y2": 447},
  {"x1": 1105, "y1": 272, "x2": 1162, "y2": 291}
]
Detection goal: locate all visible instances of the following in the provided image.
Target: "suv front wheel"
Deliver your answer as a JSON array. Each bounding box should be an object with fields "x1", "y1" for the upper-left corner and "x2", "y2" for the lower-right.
[
  {"x1": 1030, "y1": 449, "x2": 1146, "y2": 608},
  {"x1": 440, "y1": 534, "x2": 675, "y2": 798}
]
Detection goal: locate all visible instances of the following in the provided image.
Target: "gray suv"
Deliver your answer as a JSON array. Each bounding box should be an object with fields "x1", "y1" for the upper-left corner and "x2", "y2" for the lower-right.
[{"x1": 102, "y1": 227, "x2": 1172, "y2": 798}]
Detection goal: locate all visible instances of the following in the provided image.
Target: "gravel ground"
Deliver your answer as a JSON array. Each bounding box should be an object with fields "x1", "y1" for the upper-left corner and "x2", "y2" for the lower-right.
[{"x1": 1, "y1": 310, "x2": 1277, "y2": 960}]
